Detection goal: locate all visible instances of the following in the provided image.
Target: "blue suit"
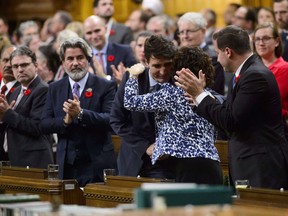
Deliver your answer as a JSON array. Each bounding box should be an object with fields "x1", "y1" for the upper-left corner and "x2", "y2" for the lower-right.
[{"x1": 41, "y1": 73, "x2": 117, "y2": 187}]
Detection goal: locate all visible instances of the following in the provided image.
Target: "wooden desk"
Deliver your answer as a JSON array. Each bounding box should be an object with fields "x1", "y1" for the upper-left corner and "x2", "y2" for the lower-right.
[
  {"x1": 0, "y1": 166, "x2": 85, "y2": 205},
  {"x1": 2, "y1": 166, "x2": 48, "y2": 179},
  {"x1": 234, "y1": 187, "x2": 288, "y2": 208},
  {"x1": 84, "y1": 176, "x2": 167, "y2": 207},
  {"x1": 0, "y1": 175, "x2": 85, "y2": 205}
]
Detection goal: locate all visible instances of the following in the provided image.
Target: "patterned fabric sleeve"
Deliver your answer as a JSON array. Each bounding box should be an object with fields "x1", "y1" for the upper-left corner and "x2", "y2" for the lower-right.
[{"x1": 124, "y1": 77, "x2": 175, "y2": 112}]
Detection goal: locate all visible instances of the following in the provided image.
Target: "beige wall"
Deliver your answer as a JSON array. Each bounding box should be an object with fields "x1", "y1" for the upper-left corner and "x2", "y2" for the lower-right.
[{"x1": 163, "y1": 0, "x2": 242, "y2": 27}]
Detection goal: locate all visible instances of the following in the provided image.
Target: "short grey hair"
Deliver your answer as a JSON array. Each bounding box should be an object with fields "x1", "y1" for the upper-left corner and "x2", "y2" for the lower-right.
[
  {"x1": 59, "y1": 37, "x2": 92, "y2": 62},
  {"x1": 57, "y1": 29, "x2": 78, "y2": 45},
  {"x1": 19, "y1": 20, "x2": 39, "y2": 37},
  {"x1": 147, "y1": 15, "x2": 170, "y2": 33},
  {"x1": 177, "y1": 12, "x2": 207, "y2": 29}
]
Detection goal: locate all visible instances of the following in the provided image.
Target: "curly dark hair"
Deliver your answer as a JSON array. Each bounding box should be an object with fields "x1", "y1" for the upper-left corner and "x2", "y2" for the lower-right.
[{"x1": 173, "y1": 46, "x2": 215, "y2": 88}]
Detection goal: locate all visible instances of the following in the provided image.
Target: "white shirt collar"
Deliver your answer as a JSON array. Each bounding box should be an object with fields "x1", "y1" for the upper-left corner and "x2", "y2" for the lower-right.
[
  {"x1": 234, "y1": 53, "x2": 253, "y2": 77},
  {"x1": 0, "y1": 80, "x2": 17, "y2": 95},
  {"x1": 148, "y1": 69, "x2": 159, "y2": 87},
  {"x1": 92, "y1": 42, "x2": 108, "y2": 55}
]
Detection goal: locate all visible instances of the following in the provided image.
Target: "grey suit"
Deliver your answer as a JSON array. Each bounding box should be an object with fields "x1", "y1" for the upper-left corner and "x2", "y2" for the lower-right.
[{"x1": 108, "y1": 22, "x2": 134, "y2": 45}]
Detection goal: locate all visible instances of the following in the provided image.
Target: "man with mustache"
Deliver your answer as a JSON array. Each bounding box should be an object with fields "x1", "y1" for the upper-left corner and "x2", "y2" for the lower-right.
[{"x1": 41, "y1": 37, "x2": 117, "y2": 187}]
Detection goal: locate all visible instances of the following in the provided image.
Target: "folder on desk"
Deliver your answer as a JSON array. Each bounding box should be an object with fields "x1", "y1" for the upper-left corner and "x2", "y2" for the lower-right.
[{"x1": 134, "y1": 183, "x2": 233, "y2": 209}]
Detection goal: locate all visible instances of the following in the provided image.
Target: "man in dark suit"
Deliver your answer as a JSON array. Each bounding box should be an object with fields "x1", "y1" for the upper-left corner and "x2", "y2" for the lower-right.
[
  {"x1": 0, "y1": 46, "x2": 53, "y2": 168},
  {"x1": 84, "y1": 15, "x2": 137, "y2": 84},
  {"x1": 175, "y1": 25, "x2": 288, "y2": 189},
  {"x1": 40, "y1": 37, "x2": 116, "y2": 187},
  {"x1": 177, "y1": 12, "x2": 225, "y2": 96},
  {"x1": 0, "y1": 45, "x2": 19, "y2": 160},
  {"x1": 93, "y1": 0, "x2": 133, "y2": 45},
  {"x1": 110, "y1": 35, "x2": 176, "y2": 179}
]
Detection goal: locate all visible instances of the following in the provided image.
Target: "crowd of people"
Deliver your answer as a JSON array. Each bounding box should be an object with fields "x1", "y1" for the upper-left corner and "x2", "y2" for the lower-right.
[{"x1": 0, "y1": 0, "x2": 287, "y2": 190}]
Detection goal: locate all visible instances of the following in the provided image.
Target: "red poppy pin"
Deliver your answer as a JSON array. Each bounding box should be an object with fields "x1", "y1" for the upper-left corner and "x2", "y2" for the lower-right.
[
  {"x1": 236, "y1": 75, "x2": 240, "y2": 82},
  {"x1": 24, "y1": 89, "x2": 31, "y2": 96},
  {"x1": 85, "y1": 88, "x2": 93, "y2": 98},
  {"x1": 110, "y1": 29, "x2": 116, "y2": 36},
  {"x1": 10, "y1": 87, "x2": 15, "y2": 93},
  {"x1": 107, "y1": 55, "x2": 115, "y2": 62}
]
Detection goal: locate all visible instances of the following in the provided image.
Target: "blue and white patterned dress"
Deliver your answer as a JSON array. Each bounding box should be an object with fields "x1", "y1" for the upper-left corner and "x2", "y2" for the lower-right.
[{"x1": 124, "y1": 77, "x2": 220, "y2": 164}]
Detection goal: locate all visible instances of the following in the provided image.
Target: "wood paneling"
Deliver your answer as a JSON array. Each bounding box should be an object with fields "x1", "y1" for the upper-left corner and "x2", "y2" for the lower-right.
[{"x1": 0, "y1": 0, "x2": 275, "y2": 31}]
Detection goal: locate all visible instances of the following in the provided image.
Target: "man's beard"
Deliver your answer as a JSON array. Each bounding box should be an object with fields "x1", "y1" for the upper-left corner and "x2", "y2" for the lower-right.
[{"x1": 65, "y1": 67, "x2": 87, "y2": 82}]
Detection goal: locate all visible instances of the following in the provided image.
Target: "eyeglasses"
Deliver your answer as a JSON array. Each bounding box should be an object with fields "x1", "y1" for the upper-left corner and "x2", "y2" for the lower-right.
[
  {"x1": 11, "y1": 62, "x2": 32, "y2": 70},
  {"x1": 254, "y1": 36, "x2": 274, "y2": 44},
  {"x1": 178, "y1": 28, "x2": 201, "y2": 36}
]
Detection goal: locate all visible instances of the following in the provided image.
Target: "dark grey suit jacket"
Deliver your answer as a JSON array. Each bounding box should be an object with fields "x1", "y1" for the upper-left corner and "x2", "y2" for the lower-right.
[
  {"x1": 196, "y1": 54, "x2": 288, "y2": 189},
  {"x1": 0, "y1": 80, "x2": 20, "y2": 160},
  {"x1": 105, "y1": 42, "x2": 137, "y2": 77},
  {"x1": 110, "y1": 69, "x2": 156, "y2": 176},
  {"x1": 202, "y1": 44, "x2": 225, "y2": 95},
  {"x1": 2, "y1": 76, "x2": 53, "y2": 168},
  {"x1": 108, "y1": 22, "x2": 134, "y2": 45}
]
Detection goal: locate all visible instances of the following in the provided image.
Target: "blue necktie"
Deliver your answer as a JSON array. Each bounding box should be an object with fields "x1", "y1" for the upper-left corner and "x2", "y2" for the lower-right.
[
  {"x1": 232, "y1": 75, "x2": 237, "y2": 89},
  {"x1": 72, "y1": 83, "x2": 80, "y2": 98}
]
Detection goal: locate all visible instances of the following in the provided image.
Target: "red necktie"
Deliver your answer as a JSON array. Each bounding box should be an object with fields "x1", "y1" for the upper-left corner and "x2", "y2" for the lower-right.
[{"x1": 1, "y1": 85, "x2": 7, "y2": 95}]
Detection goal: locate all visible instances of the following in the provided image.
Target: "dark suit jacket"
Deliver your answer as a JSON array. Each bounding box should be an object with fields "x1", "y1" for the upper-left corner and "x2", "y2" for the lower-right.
[
  {"x1": 202, "y1": 44, "x2": 225, "y2": 95},
  {"x1": 110, "y1": 69, "x2": 156, "y2": 176},
  {"x1": 1, "y1": 76, "x2": 53, "y2": 168},
  {"x1": 108, "y1": 22, "x2": 134, "y2": 45},
  {"x1": 0, "y1": 81, "x2": 20, "y2": 160},
  {"x1": 196, "y1": 55, "x2": 288, "y2": 189},
  {"x1": 105, "y1": 43, "x2": 137, "y2": 77},
  {"x1": 281, "y1": 31, "x2": 288, "y2": 62},
  {"x1": 40, "y1": 73, "x2": 117, "y2": 186}
]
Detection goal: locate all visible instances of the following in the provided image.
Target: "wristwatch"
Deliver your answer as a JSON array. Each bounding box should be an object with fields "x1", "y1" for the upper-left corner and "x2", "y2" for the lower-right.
[{"x1": 77, "y1": 109, "x2": 83, "y2": 121}]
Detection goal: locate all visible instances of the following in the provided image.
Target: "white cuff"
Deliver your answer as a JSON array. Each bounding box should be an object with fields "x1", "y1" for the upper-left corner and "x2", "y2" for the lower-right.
[{"x1": 195, "y1": 91, "x2": 209, "y2": 106}]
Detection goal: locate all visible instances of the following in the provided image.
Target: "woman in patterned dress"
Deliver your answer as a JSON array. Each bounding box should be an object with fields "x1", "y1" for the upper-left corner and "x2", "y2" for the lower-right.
[{"x1": 124, "y1": 37, "x2": 223, "y2": 184}]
